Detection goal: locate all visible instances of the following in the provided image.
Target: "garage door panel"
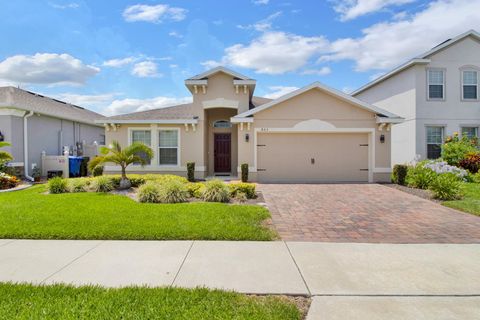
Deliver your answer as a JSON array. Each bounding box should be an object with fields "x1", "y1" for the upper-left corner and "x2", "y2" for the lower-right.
[{"x1": 257, "y1": 133, "x2": 368, "y2": 182}]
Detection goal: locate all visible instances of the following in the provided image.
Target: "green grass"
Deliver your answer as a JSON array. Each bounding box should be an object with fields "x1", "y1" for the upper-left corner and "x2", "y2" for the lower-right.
[
  {"x1": 0, "y1": 185, "x2": 275, "y2": 240},
  {"x1": 443, "y1": 182, "x2": 480, "y2": 217},
  {"x1": 0, "y1": 283, "x2": 301, "y2": 320}
]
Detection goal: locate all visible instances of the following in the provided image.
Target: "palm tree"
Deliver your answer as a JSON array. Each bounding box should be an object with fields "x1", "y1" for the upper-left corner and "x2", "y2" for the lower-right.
[
  {"x1": 0, "y1": 141, "x2": 13, "y2": 165},
  {"x1": 88, "y1": 140, "x2": 153, "y2": 189}
]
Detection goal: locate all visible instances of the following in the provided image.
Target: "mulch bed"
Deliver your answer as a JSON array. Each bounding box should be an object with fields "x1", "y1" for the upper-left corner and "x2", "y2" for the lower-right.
[{"x1": 384, "y1": 183, "x2": 442, "y2": 203}]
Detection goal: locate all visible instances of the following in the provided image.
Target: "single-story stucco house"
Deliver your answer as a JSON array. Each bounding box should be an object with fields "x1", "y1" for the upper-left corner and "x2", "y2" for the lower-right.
[
  {"x1": 0, "y1": 86, "x2": 105, "y2": 179},
  {"x1": 98, "y1": 67, "x2": 403, "y2": 183}
]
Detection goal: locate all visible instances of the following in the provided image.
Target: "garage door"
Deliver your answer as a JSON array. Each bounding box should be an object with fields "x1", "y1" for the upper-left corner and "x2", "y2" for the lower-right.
[{"x1": 257, "y1": 133, "x2": 369, "y2": 182}]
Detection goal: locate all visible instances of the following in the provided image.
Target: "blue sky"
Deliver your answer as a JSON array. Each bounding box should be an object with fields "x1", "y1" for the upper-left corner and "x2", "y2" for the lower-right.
[{"x1": 0, "y1": 0, "x2": 479, "y2": 115}]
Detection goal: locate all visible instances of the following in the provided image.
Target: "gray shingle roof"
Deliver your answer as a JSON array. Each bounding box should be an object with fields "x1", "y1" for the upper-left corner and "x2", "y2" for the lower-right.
[
  {"x1": 0, "y1": 86, "x2": 104, "y2": 126},
  {"x1": 103, "y1": 96, "x2": 273, "y2": 121}
]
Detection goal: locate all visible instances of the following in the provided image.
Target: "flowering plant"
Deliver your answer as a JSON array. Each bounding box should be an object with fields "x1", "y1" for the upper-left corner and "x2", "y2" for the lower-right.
[
  {"x1": 423, "y1": 160, "x2": 467, "y2": 179},
  {"x1": 0, "y1": 172, "x2": 19, "y2": 190}
]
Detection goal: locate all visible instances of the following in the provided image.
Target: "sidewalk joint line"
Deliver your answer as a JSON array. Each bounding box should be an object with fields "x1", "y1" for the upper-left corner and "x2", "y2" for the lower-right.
[
  {"x1": 40, "y1": 240, "x2": 105, "y2": 284},
  {"x1": 171, "y1": 240, "x2": 195, "y2": 287},
  {"x1": 284, "y1": 241, "x2": 311, "y2": 296}
]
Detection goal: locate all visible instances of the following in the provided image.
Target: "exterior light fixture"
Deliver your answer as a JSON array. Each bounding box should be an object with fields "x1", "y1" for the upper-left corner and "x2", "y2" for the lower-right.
[
  {"x1": 245, "y1": 133, "x2": 250, "y2": 142},
  {"x1": 380, "y1": 134, "x2": 385, "y2": 143}
]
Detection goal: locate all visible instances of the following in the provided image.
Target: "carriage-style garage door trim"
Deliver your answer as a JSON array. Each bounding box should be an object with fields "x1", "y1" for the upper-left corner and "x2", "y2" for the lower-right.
[{"x1": 254, "y1": 127, "x2": 375, "y2": 182}]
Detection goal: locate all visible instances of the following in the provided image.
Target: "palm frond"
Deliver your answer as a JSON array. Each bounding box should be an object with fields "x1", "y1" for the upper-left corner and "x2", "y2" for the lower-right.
[
  {"x1": 124, "y1": 142, "x2": 154, "y2": 159},
  {"x1": 88, "y1": 156, "x2": 104, "y2": 171},
  {"x1": 0, "y1": 141, "x2": 12, "y2": 148}
]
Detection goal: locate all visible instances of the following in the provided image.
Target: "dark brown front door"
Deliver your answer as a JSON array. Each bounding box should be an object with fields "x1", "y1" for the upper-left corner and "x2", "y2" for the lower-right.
[{"x1": 214, "y1": 133, "x2": 231, "y2": 173}]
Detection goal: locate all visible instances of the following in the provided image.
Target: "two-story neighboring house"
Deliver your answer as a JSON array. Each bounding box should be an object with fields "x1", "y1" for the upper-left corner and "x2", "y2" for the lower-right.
[{"x1": 353, "y1": 30, "x2": 480, "y2": 165}]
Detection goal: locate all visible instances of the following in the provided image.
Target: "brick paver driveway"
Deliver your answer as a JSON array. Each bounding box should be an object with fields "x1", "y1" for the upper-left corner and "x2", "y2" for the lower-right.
[{"x1": 259, "y1": 184, "x2": 480, "y2": 243}]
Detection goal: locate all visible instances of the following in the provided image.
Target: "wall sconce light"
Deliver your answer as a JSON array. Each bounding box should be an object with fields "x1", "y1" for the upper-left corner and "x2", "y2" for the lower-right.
[
  {"x1": 0, "y1": 131, "x2": 4, "y2": 142},
  {"x1": 380, "y1": 134, "x2": 385, "y2": 143},
  {"x1": 245, "y1": 133, "x2": 250, "y2": 142}
]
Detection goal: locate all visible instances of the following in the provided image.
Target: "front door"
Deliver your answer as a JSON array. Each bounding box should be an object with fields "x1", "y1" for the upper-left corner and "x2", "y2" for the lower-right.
[{"x1": 214, "y1": 133, "x2": 231, "y2": 173}]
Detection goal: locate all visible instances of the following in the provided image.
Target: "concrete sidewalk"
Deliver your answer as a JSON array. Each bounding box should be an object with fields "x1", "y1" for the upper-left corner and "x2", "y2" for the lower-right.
[{"x1": 1, "y1": 240, "x2": 479, "y2": 319}]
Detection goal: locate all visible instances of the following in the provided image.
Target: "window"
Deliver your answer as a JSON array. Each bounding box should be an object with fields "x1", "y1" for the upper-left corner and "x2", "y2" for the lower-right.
[
  {"x1": 427, "y1": 69, "x2": 445, "y2": 100},
  {"x1": 131, "y1": 130, "x2": 151, "y2": 165},
  {"x1": 213, "y1": 120, "x2": 232, "y2": 128},
  {"x1": 462, "y1": 70, "x2": 478, "y2": 100},
  {"x1": 159, "y1": 129, "x2": 179, "y2": 165},
  {"x1": 462, "y1": 127, "x2": 478, "y2": 139},
  {"x1": 99, "y1": 134, "x2": 105, "y2": 145},
  {"x1": 426, "y1": 126, "x2": 444, "y2": 159}
]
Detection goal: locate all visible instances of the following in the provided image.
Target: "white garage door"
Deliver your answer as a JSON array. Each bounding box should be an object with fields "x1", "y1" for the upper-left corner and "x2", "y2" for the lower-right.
[{"x1": 257, "y1": 132, "x2": 369, "y2": 182}]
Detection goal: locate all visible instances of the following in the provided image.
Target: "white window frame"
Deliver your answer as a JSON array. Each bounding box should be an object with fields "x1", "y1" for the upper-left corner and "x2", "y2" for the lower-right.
[
  {"x1": 158, "y1": 127, "x2": 180, "y2": 167},
  {"x1": 128, "y1": 128, "x2": 153, "y2": 166},
  {"x1": 427, "y1": 68, "x2": 446, "y2": 101},
  {"x1": 461, "y1": 126, "x2": 478, "y2": 139},
  {"x1": 425, "y1": 126, "x2": 444, "y2": 159},
  {"x1": 213, "y1": 119, "x2": 232, "y2": 128},
  {"x1": 461, "y1": 68, "x2": 479, "y2": 101}
]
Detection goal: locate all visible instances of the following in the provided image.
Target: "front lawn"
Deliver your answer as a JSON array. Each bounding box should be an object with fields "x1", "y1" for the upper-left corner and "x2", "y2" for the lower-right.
[
  {"x1": 0, "y1": 185, "x2": 275, "y2": 240},
  {"x1": 0, "y1": 283, "x2": 301, "y2": 320},
  {"x1": 443, "y1": 182, "x2": 480, "y2": 217}
]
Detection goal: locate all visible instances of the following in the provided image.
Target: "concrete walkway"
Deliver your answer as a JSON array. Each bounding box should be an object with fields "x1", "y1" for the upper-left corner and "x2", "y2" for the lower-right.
[{"x1": 1, "y1": 240, "x2": 479, "y2": 319}]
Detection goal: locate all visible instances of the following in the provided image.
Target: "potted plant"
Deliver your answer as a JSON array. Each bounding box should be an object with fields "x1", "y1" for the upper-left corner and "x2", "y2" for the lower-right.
[{"x1": 32, "y1": 167, "x2": 41, "y2": 182}]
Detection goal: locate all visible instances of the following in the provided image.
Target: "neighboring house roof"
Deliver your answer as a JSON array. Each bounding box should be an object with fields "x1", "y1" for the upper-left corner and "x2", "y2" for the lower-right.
[
  {"x1": 98, "y1": 96, "x2": 273, "y2": 124},
  {"x1": 0, "y1": 86, "x2": 105, "y2": 126},
  {"x1": 352, "y1": 29, "x2": 480, "y2": 96},
  {"x1": 233, "y1": 82, "x2": 403, "y2": 122},
  {"x1": 187, "y1": 66, "x2": 253, "y2": 80}
]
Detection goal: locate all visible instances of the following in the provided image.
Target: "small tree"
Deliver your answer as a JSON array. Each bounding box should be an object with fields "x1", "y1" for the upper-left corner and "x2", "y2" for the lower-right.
[
  {"x1": 0, "y1": 142, "x2": 14, "y2": 171},
  {"x1": 88, "y1": 140, "x2": 153, "y2": 189}
]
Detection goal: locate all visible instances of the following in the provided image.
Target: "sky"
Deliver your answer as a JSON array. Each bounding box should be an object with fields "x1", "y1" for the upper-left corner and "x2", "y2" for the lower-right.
[{"x1": 0, "y1": 0, "x2": 479, "y2": 116}]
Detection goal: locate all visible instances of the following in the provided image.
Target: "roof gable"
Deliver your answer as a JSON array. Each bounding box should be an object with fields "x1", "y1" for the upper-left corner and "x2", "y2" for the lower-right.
[
  {"x1": 353, "y1": 30, "x2": 480, "y2": 95},
  {"x1": 234, "y1": 82, "x2": 401, "y2": 120},
  {"x1": 187, "y1": 66, "x2": 253, "y2": 80}
]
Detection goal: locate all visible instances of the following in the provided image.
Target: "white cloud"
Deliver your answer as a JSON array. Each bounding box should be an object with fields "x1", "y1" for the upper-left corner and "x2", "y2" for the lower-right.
[
  {"x1": 263, "y1": 86, "x2": 299, "y2": 99},
  {"x1": 301, "y1": 67, "x2": 331, "y2": 76},
  {"x1": 253, "y1": 0, "x2": 269, "y2": 5},
  {"x1": 48, "y1": 2, "x2": 79, "y2": 9},
  {"x1": 0, "y1": 53, "x2": 99, "y2": 86},
  {"x1": 168, "y1": 31, "x2": 183, "y2": 38},
  {"x1": 103, "y1": 57, "x2": 136, "y2": 67},
  {"x1": 131, "y1": 61, "x2": 161, "y2": 78},
  {"x1": 237, "y1": 11, "x2": 282, "y2": 32},
  {"x1": 52, "y1": 93, "x2": 121, "y2": 109},
  {"x1": 323, "y1": 0, "x2": 480, "y2": 71},
  {"x1": 123, "y1": 4, "x2": 187, "y2": 23},
  {"x1": 211, "y1": 31, "x2": 328, "y2": 74},
  {"x1": 333, "y1": 0, "x2": 415, "y2": 21},
  {"x1": 201, "y1": 60, "x2": 223, "y2": 69},
  {"x1": 104, "y1": 96, "x2": 192, "y2": 116}
]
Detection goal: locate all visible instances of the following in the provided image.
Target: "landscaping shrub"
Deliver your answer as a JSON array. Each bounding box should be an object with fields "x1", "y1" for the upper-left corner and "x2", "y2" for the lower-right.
[
  {"x1": 423, "y1": 160, "x2": 468, "y2": 179},
  {"x1": 109, "y1": 175, "x2": 145, "y2": 188},
  {"x1": 47, "y1": 177, "x2": 68, "y2": 194},
  {"x1": 442, "y1": 133, "x2": 478, "y2": 166},
  {"x1": 90, "y1": 176, "x2": 114, "y2": 193},
  {"x1": 68, "y1": 178, "x2": 89, "y2": 193},
  {"x1": 137, "y1": 182, "x2": 161, "y2": 203},
  {"x1": 152, "y1": 174, "x2": 188, "y2": 185},
  {"x1": 0, "y1": 172, "x2": 19, "y2": 190},
  {"x1": 234, "y1": 191, "x2": 248, "y2": 203},
  {"x1": 459, "y1": 152, "x2": 480, "y2": 173},
  {"x1": 406, "y1": 162, "x2": 436, "y2": 189},
  {"x1": 202, "y1": 179, "x2": 230, "y2": 203},
  {"x1": 187, "y1": 162, "x2": 195, "y2": 182},
  {"x1": 241, "y1": 163, "x2": 249, "y2": 182},
  {"x1": 229, "y1": 183, "x2": 256, "y2": 199},
  {"x1": 92, "y1": 165, "x2": 103, "y2": 177},
  {"x1": 158, "y1": 180, "x2": 188, "y2": 203},
  {"x1": 186, "y1": 182, "x2": 205, "y2": 198},
  {"x1": 391, "y1": 164, "x2": 408, "y2": 185},
  {"x1": 428, "y1": 173, "x2": 463, "y2": 200}
]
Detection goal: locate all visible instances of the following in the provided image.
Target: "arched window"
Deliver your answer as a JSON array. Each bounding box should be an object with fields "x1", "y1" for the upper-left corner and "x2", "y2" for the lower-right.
[{"x1": 213, "y1": 120, "x2": 232, "y2": 128}]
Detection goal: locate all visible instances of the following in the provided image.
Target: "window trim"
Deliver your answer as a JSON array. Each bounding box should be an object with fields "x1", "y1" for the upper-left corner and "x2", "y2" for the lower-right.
[
  {"x1": 461, "y1": 126, "x2": 479, "y2": 139},
  {"x1": 460, "y1": 67, "x2": 479, "y2": 101},
  {"x1": 213, "y1": 119, "x2": 232, "y2": 128},
  {"x1": 425, "y1": 125, "x2": 445, "y2": 159},
  {"x1": 426, "y1": 68, "x2": 446, "y2": 101},
  {"x1": 128, "y1": 127, "x2": 153, "y2": 166},
  {"x1": 158, "y1": 127, "x2": 181, "y2": 167}
]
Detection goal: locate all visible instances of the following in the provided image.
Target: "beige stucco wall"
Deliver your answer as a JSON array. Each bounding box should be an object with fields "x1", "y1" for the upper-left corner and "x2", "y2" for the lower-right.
[{"x1": 237, "y1": 88, "x2": 392, "y2": 182}]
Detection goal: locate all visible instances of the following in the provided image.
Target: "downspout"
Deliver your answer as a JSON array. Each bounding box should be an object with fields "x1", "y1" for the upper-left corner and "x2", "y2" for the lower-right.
[{"x1": 23, "y1": 111, "x2": 34, "y2": 181}]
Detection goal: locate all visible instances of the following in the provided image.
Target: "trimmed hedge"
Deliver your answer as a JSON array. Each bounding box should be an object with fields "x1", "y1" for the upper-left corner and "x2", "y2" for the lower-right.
[
  {"x1": 229, "y1": 183, "x2": 256, "y2": 199},
  {"x1": 391, "y1": 164, "x2": 408, "y2": 185}
]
